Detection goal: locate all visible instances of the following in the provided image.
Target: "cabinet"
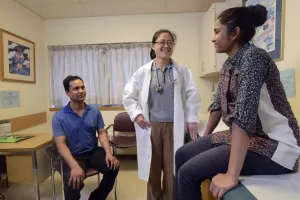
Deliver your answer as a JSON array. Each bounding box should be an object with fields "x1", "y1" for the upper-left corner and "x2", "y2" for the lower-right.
[{"x1": 199, "y1": 2, "x2": 241, "y2": 77}]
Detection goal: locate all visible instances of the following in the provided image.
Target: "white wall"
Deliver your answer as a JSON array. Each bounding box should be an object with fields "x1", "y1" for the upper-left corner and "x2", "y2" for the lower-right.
[
  {"x1": 43, "y1": 12, "x2": 203, "y2": 132},
  {"x1": 0, "y1": 0, "x2": 48, "y2": 133}
]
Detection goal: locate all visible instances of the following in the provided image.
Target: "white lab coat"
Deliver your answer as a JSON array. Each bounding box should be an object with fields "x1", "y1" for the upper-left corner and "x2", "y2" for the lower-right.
[{"x1": 123, "y1": 59, "x2": 201, "y2": 181}]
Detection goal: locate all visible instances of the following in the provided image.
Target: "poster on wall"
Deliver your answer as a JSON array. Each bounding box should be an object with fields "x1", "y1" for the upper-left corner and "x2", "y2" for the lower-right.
[
  {"x1": 0, "y1": 28, "x2": 36, "y2": 83},
  {"x1": 242, "y1": 0, "x2": 285, "y2": 61}
]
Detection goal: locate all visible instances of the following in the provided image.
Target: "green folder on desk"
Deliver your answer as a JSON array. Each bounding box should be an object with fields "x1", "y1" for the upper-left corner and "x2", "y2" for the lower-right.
[{"x1": 0, "y1": 135, "x2": 34, "y2": 143}]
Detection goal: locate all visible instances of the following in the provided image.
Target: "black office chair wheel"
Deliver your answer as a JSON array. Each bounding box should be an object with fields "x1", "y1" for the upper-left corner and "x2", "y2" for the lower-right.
[{"x1": 0, "y1": 194, "x2": 5, "y2": 200}]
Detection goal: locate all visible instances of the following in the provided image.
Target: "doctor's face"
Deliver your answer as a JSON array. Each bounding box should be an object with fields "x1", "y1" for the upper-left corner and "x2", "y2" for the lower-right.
[{"x1": 152, "y1": 32, "x2": 174, "y2": 59}]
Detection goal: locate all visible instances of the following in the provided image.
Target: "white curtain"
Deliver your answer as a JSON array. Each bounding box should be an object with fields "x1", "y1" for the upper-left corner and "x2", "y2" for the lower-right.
[{"x1": 48, "y1": 43, "x2": 151, "y2": 107}]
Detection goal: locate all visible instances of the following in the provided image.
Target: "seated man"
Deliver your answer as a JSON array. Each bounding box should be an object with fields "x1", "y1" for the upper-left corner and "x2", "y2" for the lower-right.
[{"x1": 52, "y1": 75, "x2": 119, "y2": 200}]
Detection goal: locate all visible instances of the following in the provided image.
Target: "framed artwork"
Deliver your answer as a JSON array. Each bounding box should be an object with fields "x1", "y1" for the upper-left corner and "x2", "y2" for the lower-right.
[
  {"x1": 0, "y1": 29, "x2": 36, "y2": 83},
  {"x1": 242, "y1": 0, "x2": 285, "y2": 61}
]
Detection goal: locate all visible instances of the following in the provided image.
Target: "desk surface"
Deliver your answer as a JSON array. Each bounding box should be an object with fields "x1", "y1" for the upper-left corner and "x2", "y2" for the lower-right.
[{"x1": 0, "y1": 134, "x2": 52, "y2": 152}]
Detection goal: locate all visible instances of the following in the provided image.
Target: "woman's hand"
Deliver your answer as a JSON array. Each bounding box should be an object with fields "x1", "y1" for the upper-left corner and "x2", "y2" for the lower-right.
[
  {"x1": 210, "y1": 173, "x2": 239, "y2": 200},
  {"x1": 187, "y1": 123, "x2": 198, "y2": 140},
  {"x1": 135, "y1": 114, "x2": 151, "y2": 130}
]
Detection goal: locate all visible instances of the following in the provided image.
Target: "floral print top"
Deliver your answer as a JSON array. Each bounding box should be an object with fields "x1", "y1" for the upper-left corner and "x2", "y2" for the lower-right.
[{"x1": 209, "y1": 42, "x2": 300, "y2": 171}]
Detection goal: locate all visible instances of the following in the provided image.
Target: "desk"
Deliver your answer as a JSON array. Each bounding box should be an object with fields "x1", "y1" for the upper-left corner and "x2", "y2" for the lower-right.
[{"x1": 0, "y1": 134, "x2": 52, "y2": 200}]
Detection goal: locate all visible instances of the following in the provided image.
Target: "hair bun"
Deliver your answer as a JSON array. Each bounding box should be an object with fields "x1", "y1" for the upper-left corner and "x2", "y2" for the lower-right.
[{"x1": 247, "y1": 4, "x2": 267, "y2": 27}]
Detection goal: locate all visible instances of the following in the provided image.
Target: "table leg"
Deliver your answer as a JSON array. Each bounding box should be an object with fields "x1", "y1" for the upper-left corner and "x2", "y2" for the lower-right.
[{"x1": 32, "y1": 151, "x2": 40, "y2": 200}]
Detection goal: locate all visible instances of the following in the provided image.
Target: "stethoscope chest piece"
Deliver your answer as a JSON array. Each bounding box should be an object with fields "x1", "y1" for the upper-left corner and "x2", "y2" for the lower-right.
[
  {"x1": 156, "y1": 86, "x2": 163, "y2": 93},
  {"x1": 154, "y1": 61, "x2": 177, "y2": 94}
]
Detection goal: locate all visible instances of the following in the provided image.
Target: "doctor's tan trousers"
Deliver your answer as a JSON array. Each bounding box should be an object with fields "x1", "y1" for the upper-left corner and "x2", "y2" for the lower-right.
[{"x1": 147, "y1": 122, "x2": 174, "y2": 200}]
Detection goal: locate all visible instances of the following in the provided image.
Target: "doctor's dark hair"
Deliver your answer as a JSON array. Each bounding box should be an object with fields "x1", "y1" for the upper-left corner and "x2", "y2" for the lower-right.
[
  {"x1": 63, "y1": 75, "x2": 84, "y2": 92},
  {"x1": 218, "y1": 4, "x2": 267, "y2": 44},
  {"x1": 150, "y1": 29, "x2": 177, "y2": 60}
]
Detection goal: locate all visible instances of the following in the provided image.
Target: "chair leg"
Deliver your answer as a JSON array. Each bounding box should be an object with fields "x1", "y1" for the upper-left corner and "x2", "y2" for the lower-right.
[
  {"x1": 50, "y1": 158, "x2": 56, "y2": 200},
  {"x1": 60, "y1": 160, "x2": 65, "y2": 200},
  {"x1": 113, "y1": 146, "x2": 117, "y2": 200},
  {"x1": 114, "y1": 178, "x2": 117, "y2": 200},
  {"x1": 5, "y1": 175, "x2": 8, "y2": 188},
  {"x1": 112, "y1": 146, "x2": 116, "y2": 156},
  {"x1": 97, "y1": 173, "x2": 100, "y2": 186}
]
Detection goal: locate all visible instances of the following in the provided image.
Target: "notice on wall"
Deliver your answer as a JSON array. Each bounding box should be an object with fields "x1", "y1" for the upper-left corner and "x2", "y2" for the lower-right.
[
  {"x1": 280, "y1": 68, "x2": 296, "y2": 98},
  {"x1": 0, "y1": 91, "x2": 20, "y2": 108}
]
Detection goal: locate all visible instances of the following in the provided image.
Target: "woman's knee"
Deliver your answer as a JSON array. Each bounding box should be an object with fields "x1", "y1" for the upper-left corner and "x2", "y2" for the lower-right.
[
  {"x1": 177, "y1": 164, "x2": 205, "y2": 192},
  {"x1": 177, "y1": 163, "x2": 196, "y2": 186},
  {"x1": 177, "y1": 165, "x2": 186, "y2": 181},
  {"x1": 175, "y1": 145, "x2": 188, "y2": 166},
  {"x1": 177, "y1": 158, "x2": 210, "y2": 186}
]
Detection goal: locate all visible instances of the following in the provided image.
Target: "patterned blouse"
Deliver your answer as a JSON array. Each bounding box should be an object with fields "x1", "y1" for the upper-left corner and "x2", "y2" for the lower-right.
[{"x1": 209, "y1": 42, "x2": 300, "y2": 171}]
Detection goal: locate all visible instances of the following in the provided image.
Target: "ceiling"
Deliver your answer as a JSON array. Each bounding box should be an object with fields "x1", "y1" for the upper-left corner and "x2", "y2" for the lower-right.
[{"x1": 13, "y1": 0, "x2": 224, "y2": 19}]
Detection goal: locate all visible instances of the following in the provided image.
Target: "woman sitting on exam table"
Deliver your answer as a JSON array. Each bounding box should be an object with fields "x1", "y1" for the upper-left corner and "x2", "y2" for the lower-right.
[{"x1": 175, "y1": 4, "x2": 300, "y2": 200}]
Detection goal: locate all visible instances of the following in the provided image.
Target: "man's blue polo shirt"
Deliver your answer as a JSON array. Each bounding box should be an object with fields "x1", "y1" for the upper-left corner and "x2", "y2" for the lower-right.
[{"x1": 52, "y1": 102, "x2": 105, "y2": 155}]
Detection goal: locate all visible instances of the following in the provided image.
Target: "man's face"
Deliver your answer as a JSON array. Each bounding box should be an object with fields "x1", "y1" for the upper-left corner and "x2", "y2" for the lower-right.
[{"x1": 66, "y1": 79, "x2": 86, "y2": 103}]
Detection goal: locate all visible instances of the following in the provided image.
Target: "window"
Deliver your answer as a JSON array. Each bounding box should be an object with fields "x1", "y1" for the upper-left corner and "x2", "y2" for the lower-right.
[{"x1": 48, "y1": 42, "x2": 151, "y2": 108}]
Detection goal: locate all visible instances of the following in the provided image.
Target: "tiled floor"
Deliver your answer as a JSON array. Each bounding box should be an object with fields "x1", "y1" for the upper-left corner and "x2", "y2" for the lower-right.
[{"x1": 0, "y1": 157, "x2": 147, "y2": 200}]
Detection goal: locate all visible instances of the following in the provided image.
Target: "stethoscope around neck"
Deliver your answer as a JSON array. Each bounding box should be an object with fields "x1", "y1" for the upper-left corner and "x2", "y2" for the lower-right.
[{"x1": 155, "y1": 65, "x2": 178, "y2": 93}]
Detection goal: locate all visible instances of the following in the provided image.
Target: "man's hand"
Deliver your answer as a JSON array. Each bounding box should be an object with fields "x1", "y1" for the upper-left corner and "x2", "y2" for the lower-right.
[
  {"x1": 135, "y1": 114, "x2": 151, "y2": 130},
  {"x1": 187, "y1": 123, "x2": 199, "y2": 140},
  {"x1": 69, "y1": 165, "x2": 85, "y2": 189},
  {"x1": 105, "y1": 153, "x2": 119, "y2": 170},
  {"x1": 210, "y1": 173, "x2": 239, "y2": 200}
]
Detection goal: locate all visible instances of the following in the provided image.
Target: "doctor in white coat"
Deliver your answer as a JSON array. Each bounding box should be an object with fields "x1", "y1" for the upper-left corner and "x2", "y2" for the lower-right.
[{"x1": 123, "y1": 29, "x2": 201, "y2": 200}]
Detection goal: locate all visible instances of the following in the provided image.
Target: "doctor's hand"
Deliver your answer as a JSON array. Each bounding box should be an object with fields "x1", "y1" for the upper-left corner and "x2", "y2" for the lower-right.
[
  {"x1": 210, "y1": 173, "x2": 239, "y2": 200},
  {"x1": 135, "y1": 114, "x2": 151, "y2": 130},
  {"x1": 188, "y1": 123, "x2": 198, "y2": 140}
]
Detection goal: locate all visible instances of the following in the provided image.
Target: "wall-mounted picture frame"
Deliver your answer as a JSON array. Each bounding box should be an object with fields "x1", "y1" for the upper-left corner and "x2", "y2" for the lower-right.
[
  {"x1": 242, "y1": 0, "x2": 285, "y2": 61},
  {"x1": 0, "y1": 28, "x2": 36, "y2": 83}
]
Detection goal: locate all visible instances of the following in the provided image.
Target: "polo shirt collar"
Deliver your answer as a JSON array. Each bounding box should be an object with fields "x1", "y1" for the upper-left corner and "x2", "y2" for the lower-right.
[{"x1": 63, "y1": 102, "x2": 91, "y2": 113}]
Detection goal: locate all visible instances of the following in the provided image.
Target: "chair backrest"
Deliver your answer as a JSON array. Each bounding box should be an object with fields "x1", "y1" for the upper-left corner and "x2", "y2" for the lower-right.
[{"x1": 113, "y1": 112, "x2": 135, "y2": 132}]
